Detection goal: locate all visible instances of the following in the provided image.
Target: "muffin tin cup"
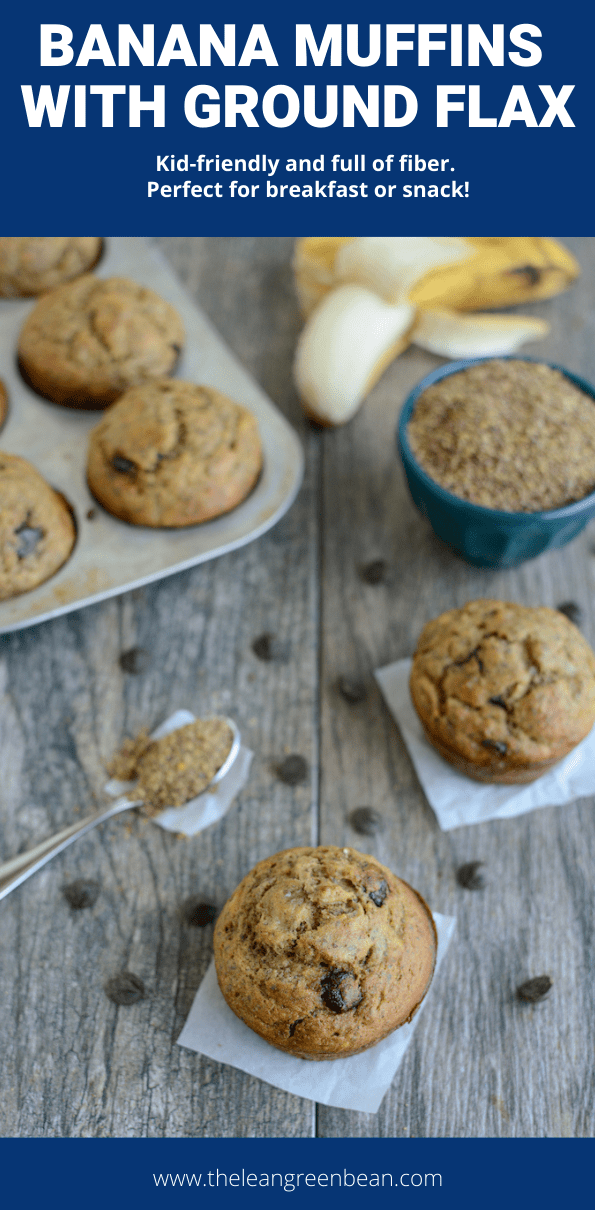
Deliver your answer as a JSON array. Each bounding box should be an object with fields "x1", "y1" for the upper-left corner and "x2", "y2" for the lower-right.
[{"x1": 398, "y1": 356, "x2": 595, "y2": 569}]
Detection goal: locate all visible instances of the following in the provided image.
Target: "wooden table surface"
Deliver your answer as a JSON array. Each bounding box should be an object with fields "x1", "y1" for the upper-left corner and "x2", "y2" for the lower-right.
[{"x1": 1, "y1": 236, "x2": 594, "y2": 1139}]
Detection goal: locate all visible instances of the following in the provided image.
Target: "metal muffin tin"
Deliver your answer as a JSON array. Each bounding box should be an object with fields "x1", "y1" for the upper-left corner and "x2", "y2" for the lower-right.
[{"x1": 0, "y1": 238, "x2": 304, "y2": 634}]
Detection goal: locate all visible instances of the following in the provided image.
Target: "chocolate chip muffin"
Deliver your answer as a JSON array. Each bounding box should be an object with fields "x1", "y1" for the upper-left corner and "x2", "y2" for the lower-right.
[
  {"x1": 214, "y1": 846, "x2": 437, "y2": 1060},
  {"x1": 0, "y1": 452, "x2": 76, "y2": 600},
  {"x1": 86, "y1": 378, "x2": 262, "y2": 527},
  {"x1": 410, "y1": 599, "x2": 595, "y2": 784},
  {"x1": 0, "y1": 237, "x2": 102, "y2": 297},
  {"x1": 18, "y1": 274, "x2": 184, "y2": 408}
]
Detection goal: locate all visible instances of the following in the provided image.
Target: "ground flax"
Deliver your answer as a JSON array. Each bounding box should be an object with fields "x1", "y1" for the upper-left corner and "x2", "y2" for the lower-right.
[
  {"x1": 407, "y1": 359, "x2": 595, "y2": 513},
  {"x1": 109, "y1": 718, "x2": 233, "y2": 814}
]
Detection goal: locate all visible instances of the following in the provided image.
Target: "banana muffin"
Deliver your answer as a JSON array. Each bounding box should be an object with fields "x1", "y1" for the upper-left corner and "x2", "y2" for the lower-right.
[
  {"x1": 0, "y1": 237, "x2": 102, "y2": 297},
  {"x1": 410, "y1": 599, "x2": 595, "y2": 784},
  {"x1": 0, "y1": 452, "x2": 76, "y2": 600},
  {"x1": 18, "y1": 274, "x2": 184, "y2": 408},
  {"x1": 214, "y1": 845, "x2": 437, "y2": 1060},
  {"x1": 87, "y1": 378, "x2": 262, "y2": 527}
]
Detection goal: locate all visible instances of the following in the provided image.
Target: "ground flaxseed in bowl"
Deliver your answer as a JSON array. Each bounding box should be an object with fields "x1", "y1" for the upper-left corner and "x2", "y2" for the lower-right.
[
  {"x1": 406, "y1": 359, "x2": 595, "y2": 513},
  {"x1": 108, "y1": 718, "x2": 234, "y2": 815}
]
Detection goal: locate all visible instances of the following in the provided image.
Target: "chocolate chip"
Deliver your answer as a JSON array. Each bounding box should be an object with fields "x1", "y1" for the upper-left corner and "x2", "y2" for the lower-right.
[
  {"x1": 251, "y1": 633, "x2": 288, "y2": 662},
  {"x1": 276, "y1": 754, "x2": 308, "y2": 785},
  {"x1": 556, "y1": 601, "x2": 583, "y2": 626},
  {"x1": 456, "y1": 861, "x2": 486, "y2": 891},
  {"x1": 516, "y1": 975, "x2": 552, "y2": 1003},
  {"x1": 15, "y1": 524, "x2": 43, "y2": 558},
  {"x1": 349, "y1": 806, "x2": 384, "y2": 836},
  {"x1": 321, "y1": 970, "x2": 362, "y2": 1013},
  {"x1": 105, "y1": 971, "x2": 146, "y2": 1006},
  {"x1": 252, "y1": 633, "x2": 274, "y2": 661},
  {"x1": 360, "y1": 559, "x2": 387, "y2": 585},
  {"x1": 288, "y1": 1018, "x2": 304, "y2": 1037},
  {"x1": 182, "y1": 898, "x2": 218, "y2": 927},
  {"x1": 482, "y1": 739, "x2": 507, "y2": 755},
  {"x1": 86, "y1": 508, "x2": 97, "y2": 521},
  {"x1": 119, "y1": 646, "x2": 151, "y2": 675},
  {"x1": 367, "y1": 879, "x2": 388, "y2": 907},
  {"x1": 62, "y1": 878, "x2": 100, "y2": 910},
  {"x1": 112, "y1": 455, "x2": 136, "y2": 474},
  {"x1": 489, "y1": 696, "x2": 508, "y2": 710},
  {"x1": 337, "y1": 676, "x2": 367, "y2": 704}
]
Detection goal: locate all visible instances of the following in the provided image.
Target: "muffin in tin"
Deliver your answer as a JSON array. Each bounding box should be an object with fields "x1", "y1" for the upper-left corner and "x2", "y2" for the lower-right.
[
  {"x1": 18, "y1": 274, "x2": 184, "y2": 408},
  {"x1": 410, "y1": 598, "x2": 595, "y2": 784},
  {"x1": 0, "y1": 452, "x2": 76, "y2": 600},
  {"x1": 214, "y1": 845, "x2": 437, "y2": 1060},
  {"x1": 86, "y1": 378, "x2": 262, "y2": 527},
  {"x1": 0, "y1": 237, "x2": 102, "y2": 297}
]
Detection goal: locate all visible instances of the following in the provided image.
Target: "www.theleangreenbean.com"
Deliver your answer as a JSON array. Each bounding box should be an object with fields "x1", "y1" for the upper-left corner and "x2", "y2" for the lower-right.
[{"x1": 153, "y1": 1170, "x2": 442, "y2": 1191}]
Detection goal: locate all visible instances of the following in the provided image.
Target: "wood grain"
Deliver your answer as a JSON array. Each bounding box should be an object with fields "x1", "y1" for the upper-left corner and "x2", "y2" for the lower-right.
[{"x1": 0, "y1": 237, "x2": 594, "y2": 1137}]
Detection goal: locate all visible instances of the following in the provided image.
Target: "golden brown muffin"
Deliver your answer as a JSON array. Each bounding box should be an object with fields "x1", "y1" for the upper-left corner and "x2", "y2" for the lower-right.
[
  {"x1": 214, "y1": 846, "x2": 437, "y2": 1060},
  {"x1": 0, "y1": 452, "x2": 76, "y2": 600},
  {"x1": 86, "y1": 378, "x2": 262, "y2": 527},
  {"x1": 0, "y1": 237, "x2": 102, "y2": 297},
  {"x1": 18, "y1": 274, "x2": 184, "y2": 408},
  {"x1": 410, "y1": 599, "x2": 595, "y2": 784}
]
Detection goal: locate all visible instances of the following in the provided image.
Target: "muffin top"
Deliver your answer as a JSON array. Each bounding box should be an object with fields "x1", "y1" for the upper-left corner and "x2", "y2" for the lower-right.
[
  {"x1": 214, "y1": 845, "x2": 437, "y2": 1060},
  {"x1": 18, "y1": 274, "x2": 184, "y2": 406},
  {"x1": 0, "y1": 237, "x2": 101, "y2": 296},
  {"x1": 87, "y1": 378, "x2": 262, "y2": 527},
  {"x1": 0, "y1": 451, "x2": 76, "y2": 601},
  {"x1": 410, "y1": 599, "x2": 595, "y2": 776},
  {"x1": 407, "y1": 359, "x2": 595, "y2": 512}
]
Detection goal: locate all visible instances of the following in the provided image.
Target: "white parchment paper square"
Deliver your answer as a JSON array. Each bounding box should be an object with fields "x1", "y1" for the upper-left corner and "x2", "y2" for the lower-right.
[
  {"x1": 177, "y1": 913, "x2": 455, "y2": 1114},
  {"x1": 105, "y1": 710, "x2": 252, "y2": 837},
  {"x1": 375, "y1": 658, "x2": 595, "y2": 831}
]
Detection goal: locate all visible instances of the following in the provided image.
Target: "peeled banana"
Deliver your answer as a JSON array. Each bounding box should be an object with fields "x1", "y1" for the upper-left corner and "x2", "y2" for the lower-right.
[
  {"x1": 294, "y1": 285, "x2": 414, "y2": 426},
  {"x1": 412, "y1": 309, "x2": 550, "y2": 359}
]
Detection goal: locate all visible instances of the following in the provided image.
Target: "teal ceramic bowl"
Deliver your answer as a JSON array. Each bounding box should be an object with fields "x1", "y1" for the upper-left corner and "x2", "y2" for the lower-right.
[{"x1": 398, "y1": 357, "x2": 595, "y2": 569}]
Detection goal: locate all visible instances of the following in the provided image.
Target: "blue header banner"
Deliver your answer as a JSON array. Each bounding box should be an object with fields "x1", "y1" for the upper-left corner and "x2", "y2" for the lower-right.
[{"x1": 0, "y1": 0, "x2": 592, "y2": 233}]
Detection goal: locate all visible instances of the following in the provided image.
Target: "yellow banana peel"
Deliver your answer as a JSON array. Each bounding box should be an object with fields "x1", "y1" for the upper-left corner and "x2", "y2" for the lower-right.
[
  {"x1": 409, "y1": 237, "x2": 580, "y2": 311},
  {"x1": 293, "y1": 237, "x2": 355, "y2": 315},
  {"x1": 294, "y1": 236, "x2": 579, "y2": 314}
]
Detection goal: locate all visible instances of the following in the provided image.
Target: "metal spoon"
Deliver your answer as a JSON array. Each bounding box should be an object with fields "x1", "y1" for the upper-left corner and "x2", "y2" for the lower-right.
[{"x1": 0, "y1": 717, "x2": 240, "y2": 903}]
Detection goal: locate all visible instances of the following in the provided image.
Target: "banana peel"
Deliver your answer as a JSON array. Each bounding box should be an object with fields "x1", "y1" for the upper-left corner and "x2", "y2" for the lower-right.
[
  {"x1": 409, "y1": 237, "x2": 580, "y2": 311},
  {"x1": 294, "y1": 236, "x2": 579, "y2": 314},
  {"x1": 293, "y1": 237, "x2": 355, "y2": 315},
  {"x1": 334, "y1": 237, "x2": 474, "y2": 304}
]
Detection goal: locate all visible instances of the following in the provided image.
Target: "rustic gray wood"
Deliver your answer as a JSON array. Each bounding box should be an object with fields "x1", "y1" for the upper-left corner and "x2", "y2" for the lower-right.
[{"x1": 0, "y1": 236, "x2": 594, "y2": 1138}]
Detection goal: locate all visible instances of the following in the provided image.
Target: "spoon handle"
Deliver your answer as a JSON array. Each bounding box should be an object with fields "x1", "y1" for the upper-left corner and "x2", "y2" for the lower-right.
[{"x1": 0, "y1": 797, "x2": 139, "y2": 903}]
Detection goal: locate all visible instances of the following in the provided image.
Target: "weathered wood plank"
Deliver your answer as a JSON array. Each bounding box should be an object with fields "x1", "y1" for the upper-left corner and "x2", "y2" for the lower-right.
[
  {"x1": 0, "y1": 237, "x2": 317, "y2": 1137},
  {"x1": 317, "y1": 237, "x2": 595, "y2": 1137}
]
